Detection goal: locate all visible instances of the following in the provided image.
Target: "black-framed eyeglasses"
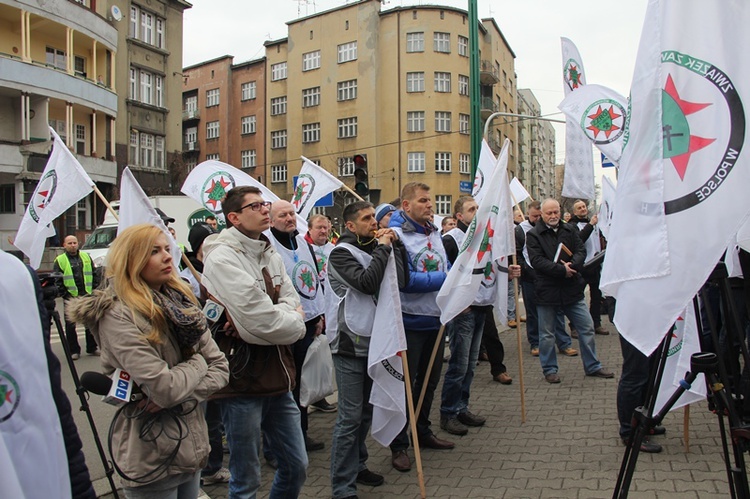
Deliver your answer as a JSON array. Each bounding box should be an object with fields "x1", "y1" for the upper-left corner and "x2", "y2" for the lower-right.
[{"x1": 237, "y1": 201, "x2": 272, "y2": 213}]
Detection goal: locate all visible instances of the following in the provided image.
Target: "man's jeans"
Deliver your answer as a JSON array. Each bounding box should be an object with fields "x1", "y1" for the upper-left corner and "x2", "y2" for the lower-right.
[
  {"x1": 441, "y1": 309, "x2": 485, "y2": 418},
  {"x1": 521, "y1": 280, "x2": 572, "y2": 350},
  {"x1": 202, "y1": 400, "x2": 224, "y2": 476},
  {"x1": 507, "y1": 280, "x2": 516, "y2": 321},
  {"x1": 330, "y1": 355, "x2": 373, "y2": 499},
  {"x1": 537, "y1": 300, "x2": 602, "y2": 376},
  {"x1": 616, "y1": 334, "x2": 653, "y2": 439},
  {"x1": 220, "y1": 393, "x2": 307, "y2": 499}
]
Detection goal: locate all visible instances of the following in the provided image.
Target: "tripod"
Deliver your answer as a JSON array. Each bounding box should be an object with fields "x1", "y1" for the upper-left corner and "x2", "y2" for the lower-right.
[{"x1": 50, "y1": 307, "x2": 120, "y2": 498}]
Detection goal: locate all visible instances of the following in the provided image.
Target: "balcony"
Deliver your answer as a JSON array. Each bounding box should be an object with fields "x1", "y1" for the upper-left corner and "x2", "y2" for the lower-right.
[
  {"x1": 480, "y1": 60, "x2": 500, "y2": 85},
  {"x1": 183, "y1": 109, "x2": 200, "y2": 122},
  {"x1": 183, "y1": 141, "x2": 200, "y2": 153},
  {"x1": 480, "y1": 97, "x2": 499, "y2": 120}
]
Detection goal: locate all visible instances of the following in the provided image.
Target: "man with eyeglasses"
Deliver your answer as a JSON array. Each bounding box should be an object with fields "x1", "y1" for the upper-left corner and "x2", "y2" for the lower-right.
[{"x1": 202, "y1": 186, "x2": 308, "y2": 498}]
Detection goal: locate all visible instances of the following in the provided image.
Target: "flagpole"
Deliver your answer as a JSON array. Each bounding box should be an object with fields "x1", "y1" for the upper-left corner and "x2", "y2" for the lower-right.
[
  {"x1": 340, "y1": 183, "x2": 365, "y2": 202},
  {"x1": 415, "y1": 324, "x2": 445, "y2": 418},
  {"x1": 684, "y1": 405, "x2": 690, "y2": 452},
  {"x1": 400, "y1": 351, "x2": 427, "y2": 499},
  {"x1": 92, "y1": 184, "x2": 119, "y2": 221},
  {"x1": 509, "y1": 187, "x2": 527, "y2": 423}
]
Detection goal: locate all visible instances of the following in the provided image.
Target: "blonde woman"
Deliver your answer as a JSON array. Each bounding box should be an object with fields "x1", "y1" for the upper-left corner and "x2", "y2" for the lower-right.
[{"x1": 68, "y1": 224, "x2": 229, "y2": 499}]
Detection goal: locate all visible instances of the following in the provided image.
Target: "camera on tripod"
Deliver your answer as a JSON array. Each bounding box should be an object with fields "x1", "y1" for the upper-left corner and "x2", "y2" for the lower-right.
[{"x1": 37, "y1": 271, "x2": 64, "y2": 312}]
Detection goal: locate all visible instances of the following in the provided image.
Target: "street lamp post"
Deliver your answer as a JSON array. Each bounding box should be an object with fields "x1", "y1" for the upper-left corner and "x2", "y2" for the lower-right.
[{"x1": 483, "y1": 112, "x2": 566, "y2": 140}]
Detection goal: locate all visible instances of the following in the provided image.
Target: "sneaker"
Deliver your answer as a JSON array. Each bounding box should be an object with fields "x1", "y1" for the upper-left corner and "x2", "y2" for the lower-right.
[
  {"x1": 530, "y1": 347, "x2": 539, "y2": 357},
  {"x1": 559, "y1": 347, "x2": 579, "y2": 357},
  {"x1": 202, "y1": 467, "x2": 230, "y2": 484},
  {"x1": 71, "y1": 353, "x2": 80, "y2": 360},
  {"x1": 440, "y1": 416, "x2": 469, "y2": 436},
  {"x1": 595, "y1": 326, "x2": 610, "y2": 335},
  {"x1": 305, "y1": 436, "x2": 325, "y2": 452},
  {"x1": 457, "y1": 411, "x2": 486, "y2": 427},
  {"x1": 508, "y1": 319, "x2": 518, "y2": 327},
  {"x1": 520, "y1": 316, "x2": 527, "y2": 322},
  {"x1": 311, "y1": 399, "x2": 337, "y2": 413},
  {"x1": 356, "y1": 469, "x2": 385, "y2": 487},
  {"x1": 86, "y1": 349, "x2": 101, "y2": 356}
]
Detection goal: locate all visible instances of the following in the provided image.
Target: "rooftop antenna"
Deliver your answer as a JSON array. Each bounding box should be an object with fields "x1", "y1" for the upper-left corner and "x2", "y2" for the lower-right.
[{"x1": 294, "y1": 0, "x2": 317, "y2": 16}]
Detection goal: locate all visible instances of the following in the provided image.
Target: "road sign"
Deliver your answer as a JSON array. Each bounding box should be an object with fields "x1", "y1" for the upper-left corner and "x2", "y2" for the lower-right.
[
  {"x1": 292, "y1": 175, "x2": 334, "y2": 207},
  {"x1": 459, "y1": 180, "x2": 473, "y2": 193},
  {"x1": 601, "y1": 153, "x2": 616, "y2": 168}
]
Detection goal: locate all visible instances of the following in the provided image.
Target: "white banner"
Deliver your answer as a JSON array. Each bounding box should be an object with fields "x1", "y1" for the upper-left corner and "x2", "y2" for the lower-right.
[{"x1": 293, "y1": 157, "x2": 342, "y2": 221}]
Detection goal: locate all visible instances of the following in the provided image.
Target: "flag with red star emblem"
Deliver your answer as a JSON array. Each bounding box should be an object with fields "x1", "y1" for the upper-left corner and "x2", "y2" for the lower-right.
[
  {"x1": 561, "y1": 37, "x2": 596, "y2": 200},
  {"x1": 293, "y1": 157, "x2": 343, "y2": 221},
  {"x1": 14, "y1": 126, "x2": 94, "y2": 268},
  {"x1": 601, "y1": 0, "x2": 750, "y2": 355},
  {"x1": 436, "y1": 140, "x2": 516, "y2": 325}
]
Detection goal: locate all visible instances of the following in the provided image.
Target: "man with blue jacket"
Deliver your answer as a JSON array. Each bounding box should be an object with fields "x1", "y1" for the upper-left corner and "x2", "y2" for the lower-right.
[{"x1": 388, "y1": 182, "x2": 454, "y2": 473}]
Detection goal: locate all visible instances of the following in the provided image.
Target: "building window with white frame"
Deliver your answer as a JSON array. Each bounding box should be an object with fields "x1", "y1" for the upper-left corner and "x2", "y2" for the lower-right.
[
  {"x1": 337, "y1": 41, "x2": 357, "y2": 63},
  {"x1": 338, "y1": 157, "x2": 354, "y2": 176},
  {"x1": 155, "y1": 76, "x2": 164, "y2": 107},
  {"x1": 407, "y1": 111, "x2": 425, "y2": 132},
  {"x1": 458, "y1": 35, "x2": 468, "y2": 57},
  {"x1": 406, "y1": 72, "x2": 425, "y2": 92},
  {"x1": 435, "y1": 194, "x2": 452, "y2": 215},
  {"x1": 206, "y1": 121, "x2": 220, "y2": 139},
  {"x1": 435, "y1": 152, "x2": 452, "y2": 173},
  {"x1": 185, "y1": 127, "x2": 197, "y2": 146},
  {"x1": 241, "y1": 81, "x2": 256, "y2": 101},
  {"x1": 206, "y1": 153, "x2": 220, "y2": 161},
  {"x1": 302, "y1": 123, "x2": 321, "y2": 143},
  {"x1": 337, "y1": 117, "x2": 357, "y2": 139},
  {"x1": 406, "y1": 32, "x2": 424, "y2": 52},
  {"x1": 129, "y1": 68, "x2": 137, "y2": 100},
  {"x1": 271, "y1": 164, "x2": 287, "y2": 183},
  {"x1": 129, "y1": 5, "x2": 166, "y2": 49},
  {"x1": 407, "y1": 152, "x2": 425, "y2": 173},
  {"x1": 459, "y1": 153, "x2": 470, "y2": 174},
  {"x1": 302, "y1": 87, "x2": 321, "y2": 107},
  {"x1": 271, "y1": 130, "x2": 287, "y2": 149},
  {"x1": 459, "y1": 113, "x2": 470, "y2": 134},
  {"x1": 270, "y1": 96, "x2": 287, "y2": 116},
  {"x1": 140, "y1": 134, "x2": 153, "y2": 167},
  {"x1": 185, "y1": 95, "x2": 197, "y2": 114},
  {"x1": 155, "y1": 18, "x2": 165, "y2": 48},
  {"x1": 458, "y1": 74, "x2": 469, "y2": 96},
  {"x1": 130, "y1": 130, "x2": 138, "y2": 162},
  {"x1": 241, "y1": 150, "x2": 257, "y2": 168},
  {"x1": 434, "y1": 72, "x2": 451, "y2": 93},
  {"x1": 140, "y1": 71, "x2": 152, "y2": 105},
  {"x1": 337, "y1": 79, "x2": 357, "y2": 101},
  {"x1": 75, "y1": 124, "x2": 86, "y2": 155},
  {"x1": 241, "y1": 116, "x2": 256, "y2": 135},
  {"x1": 434, "y1": 32, "x2": 450, "y2": 53},
  {"x1": 302, "y1": 50, "x2": 321, "y2": 71},
  {"x1": 271, "y1": 62, "x2": 287, "y2": 81},
  {"x1": 435, "y1": 111, "x2": 451, "y2": 133},
  {"x1": 155, "y1": 136, "x2": 165, "y2": 169},
  {"x1": 206, "y1": 88, "x2": 220, "y2": 107}
]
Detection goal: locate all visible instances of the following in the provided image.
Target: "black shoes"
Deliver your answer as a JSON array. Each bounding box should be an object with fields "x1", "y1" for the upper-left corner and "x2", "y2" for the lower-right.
[
  {"x1": 622, "y1": 436, "x2": 663, "y2": 453},
  {"x1": 304, "y1": 436, "x2": 325, "y2": 452},
  {"x1": 586, "y1": 368, "x2": 615, "y2": 379},
  {"x1": 311, "y1": 399, "x2": 337, "y2": 413},
  {"x1": 356, "y1": 469, "x2": 384, "y2": 487}
]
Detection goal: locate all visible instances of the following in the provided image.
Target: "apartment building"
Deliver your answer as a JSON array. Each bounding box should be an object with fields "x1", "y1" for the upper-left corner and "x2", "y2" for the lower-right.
[{"x1": 517, "y1": 88, "x2": 556, "y2": 203}]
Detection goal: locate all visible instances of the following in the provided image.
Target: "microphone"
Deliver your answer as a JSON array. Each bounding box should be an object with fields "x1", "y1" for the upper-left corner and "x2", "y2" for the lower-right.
[{"x1": 81, "y1": 370, "x2": 143, "y2": 405}]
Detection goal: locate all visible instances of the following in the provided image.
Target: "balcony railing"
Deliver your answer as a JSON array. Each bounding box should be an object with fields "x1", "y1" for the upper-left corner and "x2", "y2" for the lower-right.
[
  {"x1": 480, "y1": 60, "x2": 500, "y2": 85},
  {"x1": 183, "y1": 109, "x2": 200, "y2": 121},
  {"x1": 183, "y1": 141, "x2": 200, "y2": 152}
]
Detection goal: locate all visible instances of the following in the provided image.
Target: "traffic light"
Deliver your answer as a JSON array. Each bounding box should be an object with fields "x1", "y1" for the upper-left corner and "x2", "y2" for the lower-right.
[{"x1": 352, "y1": 154, "x2": 369, "y2": 196}]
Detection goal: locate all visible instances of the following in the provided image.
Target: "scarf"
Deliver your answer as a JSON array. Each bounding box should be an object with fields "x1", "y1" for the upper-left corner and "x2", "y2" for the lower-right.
[{"x1": 152, "y1": 286, "x2": 207, "y2": 358}]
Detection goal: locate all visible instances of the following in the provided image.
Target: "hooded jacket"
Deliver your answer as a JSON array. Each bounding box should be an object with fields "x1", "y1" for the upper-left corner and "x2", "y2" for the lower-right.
[{"x1": 66, "y1": 285, "x2": 229, "y2": 488}]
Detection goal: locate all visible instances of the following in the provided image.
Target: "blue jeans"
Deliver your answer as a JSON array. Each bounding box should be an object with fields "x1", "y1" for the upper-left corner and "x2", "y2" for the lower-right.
[
  {"x1": 441, "y1": 309, "x2": 485, "y2": 417},
  {"x1": 537, "y1": 300, "x2": 602, "y2": 376},
  {"x1": 123, "y1": 471, "x2": 200, "y2": 499},
  {"x1": 220, "y1": 393, "x2": 308, "y2": 499},
  {"x1": 521, "y1": 280, "x2": 572, "y2": 350},
  {"x1": 202, "y1": 400, "x2": 224, "y2": 476},
  {"x1": 617, "y1": 334, "x2": 653, "y2": 439},
  {"x1": 507, "y1": 280, "x2": 516, "y2": 321},
  {"x1": 330, "y1": 355, "x2": 373, "y2": 499}
]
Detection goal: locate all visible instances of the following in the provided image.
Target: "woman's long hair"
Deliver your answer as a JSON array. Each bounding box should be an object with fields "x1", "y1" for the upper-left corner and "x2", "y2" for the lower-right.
[{"x1": 106, "y1": 224, "x2": 197, "y2": 344}]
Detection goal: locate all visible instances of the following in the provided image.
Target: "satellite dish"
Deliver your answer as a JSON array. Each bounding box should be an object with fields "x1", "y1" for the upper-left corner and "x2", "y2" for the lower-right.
[{"x1": 111, "y1": 5, "x2": 123, "y2": 22}]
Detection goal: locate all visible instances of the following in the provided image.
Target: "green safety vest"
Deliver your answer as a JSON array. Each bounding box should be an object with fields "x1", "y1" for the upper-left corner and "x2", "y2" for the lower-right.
[{"x1": 56, "y1": 252, "x2": 93, "y2": 296}]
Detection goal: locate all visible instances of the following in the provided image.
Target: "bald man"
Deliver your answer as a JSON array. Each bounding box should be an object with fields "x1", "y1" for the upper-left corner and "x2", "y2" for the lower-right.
[{"x1": 269, "y1": 200, "x2": 327, "y2": 452}]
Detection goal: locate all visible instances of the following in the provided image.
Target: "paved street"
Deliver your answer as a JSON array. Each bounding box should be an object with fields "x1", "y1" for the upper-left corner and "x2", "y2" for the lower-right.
[{"x1": 53, "y1": 301, "x2": 734, "y2": 498}]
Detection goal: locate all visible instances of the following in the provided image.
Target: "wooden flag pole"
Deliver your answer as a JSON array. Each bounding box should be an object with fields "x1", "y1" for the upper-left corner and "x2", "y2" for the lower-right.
[
  {"x1": 93, "y1": 184, "x2": 119, "y2": 221},
  {"x1": 509, "y1": 187, "x2": 527, "y2": 422},
  {"x1": 340, "y1": 183, "x2": 365, "y2": 202},
  {"x1": 684, "y1": 405, "x2": 690, "y2": 452},
  {"x1": 401, "y1": 351, "x2": 427, "y2": 499},
  {"x1": 415, "y1": 324, "x2": 445, "y2": 418}
]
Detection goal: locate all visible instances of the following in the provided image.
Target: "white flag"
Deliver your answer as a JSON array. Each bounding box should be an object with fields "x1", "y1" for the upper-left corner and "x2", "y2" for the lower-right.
[
  {"x1": 437, "y1": 140, "x2": 515, "y2": 325},
  {"x1": 0, "y1": 252, "x2": 71, "y2": 498},
  {"x1": 471, "y1": 139, "x2": 497, "y2": 205},
  {"x1": 509, "y1": 177, "x2": 531, "y2": 205},
  {"x1": 14, "y1": 127, "x2": 94, "y2": 268},
  {"x1": 654, "y1": 306, "x2": 706, "y2": 414},
  {"x1": 561, "y1": 37, "x2": 595, "y2": 200},
  {"x1": 558, "y1": 84, "x2": 628, "y2": 166},
  {"x1": 293, "y1": 157, "x2": 343, "y2": 221},
  {"x1": 601, "y1": 0, "x2": 750, "y2": 355},
  {"x1": 368, "y1": 251, "x2": 407, "y2": 446},
  {"x1": 119, "y1": 168, "x2": 182, "y2": 266},
  {"x1": 598, "y1": 175, "x2": 617, "y2": 241}
]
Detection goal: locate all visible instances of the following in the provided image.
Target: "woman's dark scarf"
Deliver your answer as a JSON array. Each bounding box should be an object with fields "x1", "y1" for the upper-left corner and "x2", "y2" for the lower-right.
[{"x1": 151, "y1": 286, "x2": 207, "y2": 358}]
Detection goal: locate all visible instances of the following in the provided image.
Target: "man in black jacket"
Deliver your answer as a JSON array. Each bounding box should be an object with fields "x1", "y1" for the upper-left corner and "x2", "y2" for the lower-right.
[{"x1": 526, "y1": 199, "x2": 614, "y2": 384}]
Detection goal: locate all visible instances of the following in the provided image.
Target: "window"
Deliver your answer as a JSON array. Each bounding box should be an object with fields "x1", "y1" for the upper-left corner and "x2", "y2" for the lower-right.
[
  {"x1": 459, "y1": 75, "x2": 469, "y2": 96},
  {"x1": 130, "y1": 130, "x2": 138, "y2": 163},
  {"x1": 155, "y1": 18, "x2": 165, "y2": 49},
  {"x1": 206, "y1": 89, "x2": 220, "y2": 107},
  {"x1": 406, "y1": 72, "x2": 425, "y2": 93},
  {"x1": 270, "y1": 96, "x2": 287, "y2": 116},
  {"x1": 185, "y1": 96, "x2": 197, "y2": 113},
  {"x1": 302, "y1": 87, "x2": 321, "y2": 107},
  {"x1": 206, "y1": 153, "x2": 220, "y2": 161},
  {"x1": 140, "y1": 71, "x2": 152, "y2": 105},
  {"x1": 141, "y1": 11, "x2": 153, "y2": 47},
  {"x1": 129, "y1": 68, "x2": 137, "y2": 100},
  {"x1": 302, "y1": 123, "x2": 321, "y2": 143},
  {"x1": 459, "y1": 113, "x2": 470, "y2": 135},
  {"x1": 185, "y1": 127, "x2": 197, "y2": 144},
  {"x1": 74, "y1": 56, "x2": 85, "y2": 77},
  {"x1": 434, "y1": 72, "x2": 451, "y2": 93},
  {"x1": 241, "y1": 116, "x2": 256, "y2": 135},
  {"x1": 435, "y1": 111, "x2": 451, "y2": 133},
  {"x1": 302, "y1": 50, "x2": 321, "y2": 71},
  {"x1": 46, "y1": 47, "x2": 66, "y2": 70},
  {"x1": 75, "y1": 124, "x2": 86, "y2": 155},
  {"x1": 271, "y1": 130, "x2": 287, "y2": 149},
  {"x1": 241, "y1": 82, "x2": 256, "y2": 101},
  {"x1": 206, "y1": 121, "x2": 220, "y2": 139},
  {"x1": 129, "y1": 131, "x2": 165, "y2": 169},
  {"x1": 435, "y1": 153, "x2": 452, "y2": 173},
  {"x1": 130, "y1": 67, "x2": 165, "y2": 106},
  {"x1": 130, "y1": 5, "x2": 166, "y2": 48},
  {"x1": 241, "y1": 150, "x2": 257, "y2": 168},
  {"x1": 459, "y1": 153, "x2": 471, "y2": 174},
  {"x1": 337, "y1": 41, "x2": 357, "y2": 63},
  {"x1": 406, "y1": 32, "x2": 424, "y2": 53},
  {"x1": 271, "y1": 164, "x2": 287, "y2": 183},
  {"x1": 155, "y1": 76, "x2": 163, "y2": 107},
  {"x1": 337, "y1": 117, "x2": 357, "y2": 139},
  {"x1": 407, "y1": 111, "x2": 425, "y2": 132},
  {"x1": 458, "y1": 36, "x2": 468, "y2": 57},
  {"x1": 77, "y1": 198, "x2": 89, "y2": 230},
  {"x1": 407, "y1": 152, "x2": 425, "y2": 173},
  {"x1": 155, "y1": 136, "x2": 164, "y2": 169},
  {"x1": 337, "y1": 80, "x2": 357, "y2": 101},
  {"x1": 0, "y1": 184, "x2": 15, "y2": 214},
  {"x1": 435, "y1": 195, "x2": 452, "y2": 216},
  {"x1": 338, "y1": 157, "x2": 355, "y2": 176},
  {"x1": 434, "y1": 32, "x2": 450, "y2": 53},
  {"x1": 271, "y1": 62, "x2": 287, "y2": 81}
]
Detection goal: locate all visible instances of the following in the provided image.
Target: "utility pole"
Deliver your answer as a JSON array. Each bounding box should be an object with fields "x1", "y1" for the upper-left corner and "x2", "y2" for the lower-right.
[{"x1": 468, "y1": 0, "x2": 481, "y2": 178}]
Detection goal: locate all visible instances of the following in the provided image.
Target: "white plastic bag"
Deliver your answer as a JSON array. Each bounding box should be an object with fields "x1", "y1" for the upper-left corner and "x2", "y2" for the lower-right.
[{"x1": 299, "y1": 335, "x2": 334, "y2": 407}]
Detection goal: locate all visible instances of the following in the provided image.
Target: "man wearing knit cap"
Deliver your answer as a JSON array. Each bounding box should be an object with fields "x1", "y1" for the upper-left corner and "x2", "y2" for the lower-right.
[{"x1": 374, "y1": 203, "x2": 396, "y2": 229}]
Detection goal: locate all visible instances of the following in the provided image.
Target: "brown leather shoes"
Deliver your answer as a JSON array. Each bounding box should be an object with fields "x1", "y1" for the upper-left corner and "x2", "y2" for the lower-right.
[
  {"x1": 391, "y1": 450, "x2": 411, "y2": 472},
  {"x1": 419, "y1": 434, "x2": 455, "y2": 450},
  {"x1": 493, "y1": 372, "x2": 513, "y2": 385},
  {"x1": 545, "y1": 373, "x2": 561, "y2": 384}
]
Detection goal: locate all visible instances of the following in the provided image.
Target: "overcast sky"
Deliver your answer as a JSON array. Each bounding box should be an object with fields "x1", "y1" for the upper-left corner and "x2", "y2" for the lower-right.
[{"x1": 183, "y1": 0, "x2": 648, "y2": 173}]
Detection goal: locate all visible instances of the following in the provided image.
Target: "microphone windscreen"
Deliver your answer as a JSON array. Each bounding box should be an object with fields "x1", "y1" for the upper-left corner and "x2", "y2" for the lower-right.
[{"x1": 80, "y1": 371, "x2": 112, "y2": 396}]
